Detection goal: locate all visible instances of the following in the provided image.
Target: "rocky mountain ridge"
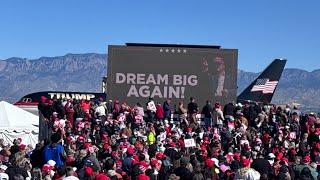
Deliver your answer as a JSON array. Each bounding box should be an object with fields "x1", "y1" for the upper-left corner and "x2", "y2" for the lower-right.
[{"x1": 0, "y1": 53, "x2": 319, "y2": 111}]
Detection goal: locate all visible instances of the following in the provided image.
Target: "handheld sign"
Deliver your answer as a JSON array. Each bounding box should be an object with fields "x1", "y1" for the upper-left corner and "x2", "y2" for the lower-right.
[
  {"x1": 184, "y1": 139, "x2": 196, "y2": 148},
  {"x1": 158, "y1": 132, "x2": 167, "y2": 142}
]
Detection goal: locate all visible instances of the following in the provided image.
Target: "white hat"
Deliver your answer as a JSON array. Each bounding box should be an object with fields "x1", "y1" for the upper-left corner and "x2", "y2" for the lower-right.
[
  {"x1": 76, "y1": 118, "x2": 83, "y2": 122},
  {"x1": 0, "y1": 165, "x2": 7, "y2": 171},
  {"x1": 0, "y1": 173, "x2": 9, "y2": 180},
  {"x1": 47, "y1": 160, "x2": 56, "y2": 167},
  {"x1": 211, "y1": 158, "x2": 219, "y2": 167},
  {"x1": 268, "y1": 153, "x2": 276, "y2": 159},
  {"x1": 63, "y1": 176, "x2": 79, "y2": 180}
]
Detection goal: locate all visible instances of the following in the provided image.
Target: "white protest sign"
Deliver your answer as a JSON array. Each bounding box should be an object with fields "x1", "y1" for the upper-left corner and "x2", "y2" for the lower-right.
[
  {"x1": 184, "y1": 139, "x2": 196, "y2": 147},
  {"x1": 147, "y1": 101, "x2": 157, "y2": 112},
  {"x1": 158, "y1": 132, "x2": 167, "y2": 142},
  {"x1": 289, "y1": 132, "x2": 296, "y2": 139}
]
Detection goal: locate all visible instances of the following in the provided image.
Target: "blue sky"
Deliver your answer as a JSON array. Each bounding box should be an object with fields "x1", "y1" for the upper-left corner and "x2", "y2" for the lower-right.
[{"x1": 0, "y1": 0, "x2": 319, "y2": 72}]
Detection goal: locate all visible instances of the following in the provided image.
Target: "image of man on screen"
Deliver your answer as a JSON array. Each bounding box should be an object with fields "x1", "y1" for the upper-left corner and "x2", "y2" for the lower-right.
[{"x1": 202, "y1": 56, "x2": 226, "y2": 97}]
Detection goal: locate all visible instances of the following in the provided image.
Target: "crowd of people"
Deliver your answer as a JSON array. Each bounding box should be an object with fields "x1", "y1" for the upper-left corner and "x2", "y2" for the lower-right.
[{"x1": 1, "y1": 96, "x2": 320, "y2": 180}]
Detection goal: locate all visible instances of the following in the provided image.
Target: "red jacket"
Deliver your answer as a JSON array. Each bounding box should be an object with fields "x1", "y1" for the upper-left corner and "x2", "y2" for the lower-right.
[{"x1": 156, "y1": 105, "x2": 164, "y2": 119}]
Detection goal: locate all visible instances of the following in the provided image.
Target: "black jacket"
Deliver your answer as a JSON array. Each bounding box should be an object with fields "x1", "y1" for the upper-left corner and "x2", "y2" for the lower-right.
[
  {"x1": 202, "y1": 104, "x2": 213, "y2": 118},
  {"x1": 187, "y1": 102, "x2": 198, "y2": 114},
  {"x1": 251, "y1": 158, "x2": 274, "y2": 176},
  {"x1": 174, "y1": 166, "x2": 192, "y2": 180}
]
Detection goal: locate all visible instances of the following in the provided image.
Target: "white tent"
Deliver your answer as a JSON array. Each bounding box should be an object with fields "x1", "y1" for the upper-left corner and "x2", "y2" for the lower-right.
[{"x1": 0, "y1": 101, "x2": 39, "y2": 147}]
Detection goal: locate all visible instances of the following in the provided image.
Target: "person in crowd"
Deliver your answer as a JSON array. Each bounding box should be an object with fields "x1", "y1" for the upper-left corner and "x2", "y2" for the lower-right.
[
  {"x1": 234, "y1": 158, "x2": 260, "y2": 180},
  {"x1": 187, "y1": 97, "x2": 198, "y2": 117},
  {"x1": 251, "y1": 153, "x2": 274, "y2": 178},
  {"x1": 177, "y1": 101, "x2": 187, "y2": 122},
  {"x1": 163, "y1": 99, "x2": 172, "y2": 120},
  {"x1": 43, "y1": 132, "x2": 66, "y2": 168},
  {"x1": 212, "y1": 102, "x2": 224, "y2": 131},
  {"x1": 201, "y1": 100, "x2": 213, "y2": 129},
  {"x1": 155, "y1": 103, "x2": 164, "y2": 121},
  {"x1": 174, "y1": 157, "x2": 192, "y2": 180},
  {"x1": 146, "y1": 98, "x2": 157, "y2": 123}
]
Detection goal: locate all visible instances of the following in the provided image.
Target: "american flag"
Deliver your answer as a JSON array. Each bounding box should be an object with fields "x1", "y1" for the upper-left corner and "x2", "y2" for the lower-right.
[{"x1": 251, "y1": 79, "x2": 278, "y2": 94}]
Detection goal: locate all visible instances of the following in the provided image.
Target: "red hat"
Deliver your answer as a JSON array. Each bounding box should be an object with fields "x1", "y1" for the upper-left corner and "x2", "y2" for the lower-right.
[
  {"x1": 85, "y1": 167, "x2": 94, "y2": 176},
  {"x1": 155, "y1": 152, "x2": 165, "y2": 160},
  {"x1": 95, "y1": 173, "x2": 110, "y2": 180},
  {"x1": 151, "y1": 159, "x2": 160, "y2": 167},
  {"x1": 77, "y1": 136, "x2": 85, "y2": 142},
  {"x1": 234, "y1": 152, "x2": 241, "y2": 161},
  {"x1": 303, "y1": 155, "x2": 311, "y2": 163},
  {"x1": 242, "y1": 159, "x2": 251, "y2": 167},
  {"x1": 205, "y1": 159, "x2": 214, "y2": 168},
  {"x1": 137, "y1": 174, "x2": 150, "y2": 180},
  {"x1": 116, "y1": 160, "x2": 122, "y2": 166},
  {"x1": 127, "y1": 147, "x2": 135, "y2": 155},
  {"x1": 276, "y1": 152, "x2": 283, "y2": 160},
  {"x1": 19, "y1": 144, "x2": 26, "y2": 151},
  {"x1": 83, "y1": 142, "x2": 92, "y2": 149},
  {"x1": 139, "y1": 162, "x2": 149, "y2": 172},
  {"x1": 263, "y1": 133, "x2": 270, "y2": 142},
  {"x1": 41, "y1": 96, "x2": 47, "y2": 103},
  {"x1": 42, "y1": 164, "x2": 53, "y2": 173}
]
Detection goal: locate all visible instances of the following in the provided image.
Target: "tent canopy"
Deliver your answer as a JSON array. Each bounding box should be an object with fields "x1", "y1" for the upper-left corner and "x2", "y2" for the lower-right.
[
  {"x1": 0, "y1": 101, "x2": 38, "y2": 132},
  {"x1": 0, "y1": 101, "x2": 39, "y2": 146}
]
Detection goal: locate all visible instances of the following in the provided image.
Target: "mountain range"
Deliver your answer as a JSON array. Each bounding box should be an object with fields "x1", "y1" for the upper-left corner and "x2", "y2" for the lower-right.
[{"x1": 0, "y1": 53, "x2": 319, "y2": 111}]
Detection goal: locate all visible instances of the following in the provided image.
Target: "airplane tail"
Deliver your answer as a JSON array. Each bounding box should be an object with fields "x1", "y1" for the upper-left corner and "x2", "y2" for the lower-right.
[{"x1": 237, "y1": 59, "x2": 286, "y2": 104}]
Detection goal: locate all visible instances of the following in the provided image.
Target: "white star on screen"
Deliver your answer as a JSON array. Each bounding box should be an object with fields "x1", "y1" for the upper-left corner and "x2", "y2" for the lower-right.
[{"x1": 159, "y1": 48, "x2": 187, "y2": 53}]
